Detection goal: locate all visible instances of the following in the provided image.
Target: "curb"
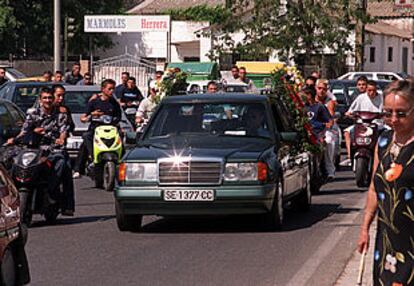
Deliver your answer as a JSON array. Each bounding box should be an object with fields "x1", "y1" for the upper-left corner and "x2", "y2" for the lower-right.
[{"x1": 335, "y1": 220, "x2": 376, "y2": 286}]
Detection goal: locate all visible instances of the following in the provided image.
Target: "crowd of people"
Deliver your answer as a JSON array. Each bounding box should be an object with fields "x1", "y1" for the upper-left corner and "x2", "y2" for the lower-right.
[{"x1": 3, "y1": 61, "x2": 413, "y2": 284}]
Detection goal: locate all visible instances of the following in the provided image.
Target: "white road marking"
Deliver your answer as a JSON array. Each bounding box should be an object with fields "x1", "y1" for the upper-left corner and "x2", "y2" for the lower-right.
[{"x1": 284, "y1": 194, "x2": 366, "y2": 286}]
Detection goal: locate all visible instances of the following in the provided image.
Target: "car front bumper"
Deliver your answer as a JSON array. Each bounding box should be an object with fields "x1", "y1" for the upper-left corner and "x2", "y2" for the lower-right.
[{"x1": 115, "y1": 184, "x2": 276, "y2": 216}]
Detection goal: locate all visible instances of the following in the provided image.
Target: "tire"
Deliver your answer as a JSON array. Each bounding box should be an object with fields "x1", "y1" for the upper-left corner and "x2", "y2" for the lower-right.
[
  {"x1": 103, "y1": 161, "x2": 116, "y2": 192},
  {"x1": 262, "y1": 180, "x2": 284, "y2": 231},
  {"x1": 94, "y1": 164, "x2": 104, "y2": 189},
  {"x1": 0, "y1": 247, "x2": 16, "y2": 286},
  {"x1": 44, "y1": 204, "x2": 59, "y2": 224},
  {"x1": 355, "y1": 157, "x2": 370, "y2": 188},
  {"x1": 295, "y1": 169, "x2": 312, "y2": 212},
  {"x1": 115, "y1": 200, "x2": 143, "y2": 232},
  {"x1": 19, "y1": 192, "x2": 32, "y2": 228}
]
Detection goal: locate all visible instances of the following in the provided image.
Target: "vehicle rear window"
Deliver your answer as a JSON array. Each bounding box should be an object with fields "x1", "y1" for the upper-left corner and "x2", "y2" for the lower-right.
[
  {"x1": 15, "y1": 86, "x2": 47, "y2": 112},
  {"x1": 65, "y1": 91, "x2": 97, "y2": 113}
]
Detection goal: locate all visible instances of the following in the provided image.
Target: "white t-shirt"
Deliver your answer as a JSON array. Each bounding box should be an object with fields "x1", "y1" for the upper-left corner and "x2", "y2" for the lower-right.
[
  {"x1": 136, "y1": 97, "x2": 157, "y2": 119},
  {"x1": 347, "y1": 93, "x2": 383, "y2": 114}
]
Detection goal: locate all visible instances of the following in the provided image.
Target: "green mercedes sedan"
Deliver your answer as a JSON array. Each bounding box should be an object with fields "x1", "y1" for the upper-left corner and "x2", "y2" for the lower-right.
[{"x1": 115, "y1": 93, "x2": 315, "y2": 232}]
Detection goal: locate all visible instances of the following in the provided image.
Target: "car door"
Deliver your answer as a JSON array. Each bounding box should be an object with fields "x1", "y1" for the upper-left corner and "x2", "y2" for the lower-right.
[{"x1": 271, "y1": 99, "x2": 304, "y2": 195}]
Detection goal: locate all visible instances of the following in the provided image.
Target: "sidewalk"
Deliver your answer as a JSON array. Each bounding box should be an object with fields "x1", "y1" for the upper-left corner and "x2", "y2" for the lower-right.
[{"x1": 335, "y1": 221, "x2": 377, "y2": 286}]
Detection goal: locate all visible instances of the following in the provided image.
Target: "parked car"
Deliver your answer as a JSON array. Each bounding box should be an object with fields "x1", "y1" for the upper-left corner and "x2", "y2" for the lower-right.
[
  {"x1": 0, "y1": 99, "x2": 25, "y2": 146},
  {"x1": 337, "y1": 72, "x2": 402, "y2": 81},
  {"x1": 0, "y1": 81, "x2": 57, "y2": 113},
  {"x1": 115, "y1": 93, "x2": 314, "y2": 232},
  {"x1": 0, "y1": 164, "x2": 30, "y2": 285}
]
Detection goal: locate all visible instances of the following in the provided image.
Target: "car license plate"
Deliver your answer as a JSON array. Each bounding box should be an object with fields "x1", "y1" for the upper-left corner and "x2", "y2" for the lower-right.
[{"x1": 164, "y1": 190, "x2": 214, "y2": 201}]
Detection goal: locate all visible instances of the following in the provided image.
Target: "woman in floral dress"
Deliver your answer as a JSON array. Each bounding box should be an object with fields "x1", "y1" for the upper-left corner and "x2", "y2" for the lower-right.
[{"x1": 358, "y1": 80, "x2": 414, "y2": 286}]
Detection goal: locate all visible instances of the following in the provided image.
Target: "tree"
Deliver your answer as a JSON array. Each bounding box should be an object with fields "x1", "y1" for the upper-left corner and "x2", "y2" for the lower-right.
[
  {"x1": 0, "y1": 0, "x2": 124, "y2": 59},
  {"x1": 208, "y1": 0, "x2": 371, "y2": 67}
]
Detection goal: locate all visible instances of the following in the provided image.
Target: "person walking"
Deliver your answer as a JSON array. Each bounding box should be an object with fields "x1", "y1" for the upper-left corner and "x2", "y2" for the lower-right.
[{"x1": 358, "y1": 80, "x2": 414, "y2": 286}]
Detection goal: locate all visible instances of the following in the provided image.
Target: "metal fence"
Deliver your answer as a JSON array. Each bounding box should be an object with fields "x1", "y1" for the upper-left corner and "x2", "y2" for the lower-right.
[{"x1": 92, "y1": 53, "x2": 156, "y2": 96}]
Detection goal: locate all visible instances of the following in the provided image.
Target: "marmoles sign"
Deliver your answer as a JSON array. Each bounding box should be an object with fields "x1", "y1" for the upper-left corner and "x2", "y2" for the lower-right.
[{"x1": 84, "y1": 15, "x2": 170, "y2": 33}]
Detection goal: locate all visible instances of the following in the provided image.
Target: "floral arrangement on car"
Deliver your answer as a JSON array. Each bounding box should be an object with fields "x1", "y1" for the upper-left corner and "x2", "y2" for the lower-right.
[
  {"x1": 270, "y1": 65, "x2": 322, "y2": 154},
  {"x1": 158, "y1": 68, "x2": 189, "y2": 101}
]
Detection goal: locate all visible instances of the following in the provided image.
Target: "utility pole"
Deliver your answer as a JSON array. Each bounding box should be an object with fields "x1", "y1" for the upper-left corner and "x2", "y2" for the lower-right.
[{"x1": 54, "y1": 0, "x2": 61, "y2": 72}]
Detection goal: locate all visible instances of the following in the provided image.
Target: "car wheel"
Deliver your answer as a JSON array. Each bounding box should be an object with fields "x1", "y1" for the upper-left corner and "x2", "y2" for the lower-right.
[
  {"x1": 115, "y1": 200, "x2": 142, "y2": 232},
  {"x1": 294, "y1": 168, "x2": 311, "y2": 212},
  {"x1": 0, "y1": 247, "x2": 16, "y2": 286},
  {"x1": 19, "y1": 191, "x2": 32, "y2": 228},
  {"x1": 263, "y1": 180, "x2": 284, "y2": 231}
]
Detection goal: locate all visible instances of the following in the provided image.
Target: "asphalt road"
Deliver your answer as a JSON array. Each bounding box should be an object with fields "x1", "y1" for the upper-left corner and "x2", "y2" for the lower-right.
[{"x1": 25, "y1": 167, "x2": 367, "y2": 286}]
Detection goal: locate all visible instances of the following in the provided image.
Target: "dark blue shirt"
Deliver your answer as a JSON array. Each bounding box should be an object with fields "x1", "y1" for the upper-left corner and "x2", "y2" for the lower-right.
[
  {"x1": 305, "y1": 103, "x2": 331, "y2": 136},
  {"x1": 86, "y1": 96, "x2": 122, "y2": 130},
  {"x1": 114, "y1": 84, "x2": 127, "y2": 99},
  {"x1": 121, "y1": 87, "x2": 143, "y2": 103}
]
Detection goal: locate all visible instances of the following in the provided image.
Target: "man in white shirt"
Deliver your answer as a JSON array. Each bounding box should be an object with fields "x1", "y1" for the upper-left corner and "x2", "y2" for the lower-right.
[{"x1": 342, "y1": 80, "x2": 383, "y2": 166}]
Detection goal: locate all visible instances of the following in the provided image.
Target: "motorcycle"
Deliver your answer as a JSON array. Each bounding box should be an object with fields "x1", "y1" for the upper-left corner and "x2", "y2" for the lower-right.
[
  {"x1": 122, "y1": 101, "x2": 139, "y2": 129},
  {"x1": 86, "y1": 115, "x2": 123, "y2": 192},
  {"x1": 5, "y1": 139, "x2": 63, "y2": 226},
  {"x1": 351, "y1": 111, "x2": 383, "y2": 188}
]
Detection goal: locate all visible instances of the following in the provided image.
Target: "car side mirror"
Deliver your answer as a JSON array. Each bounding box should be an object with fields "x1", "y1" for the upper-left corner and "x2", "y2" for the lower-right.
[
  {"x1": 125, "y1": 131, "x2": 137, "y2": 145},
  {"x1": 280, "y1": 132, "x2": 300, "y2": 144}
]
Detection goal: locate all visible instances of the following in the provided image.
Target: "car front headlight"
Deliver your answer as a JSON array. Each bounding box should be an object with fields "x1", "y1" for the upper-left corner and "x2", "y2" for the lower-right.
[
  {"x1": 21, "y1": 152, "x2": 37, "y2": 167},
  {"x1": 224, "y1": 162, "x2": 258, "y2": 181},
  {"x1": 125, "y1": 163, "x2": 157, "y2": 182}
]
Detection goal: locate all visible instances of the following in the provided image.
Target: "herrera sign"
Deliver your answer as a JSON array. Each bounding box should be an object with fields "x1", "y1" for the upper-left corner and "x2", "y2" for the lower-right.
[{"x1": 84, "y1": 15, "x2": 170, "y2": 33}]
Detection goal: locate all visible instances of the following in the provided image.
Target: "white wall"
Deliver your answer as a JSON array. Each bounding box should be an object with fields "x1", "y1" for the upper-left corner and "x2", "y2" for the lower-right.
[
  {"x1": 95, "y1": 21, "x2": 211, "y2": 62},
  {"x1": 364, "y1": 33, "x2": 412, "y2": 74}
]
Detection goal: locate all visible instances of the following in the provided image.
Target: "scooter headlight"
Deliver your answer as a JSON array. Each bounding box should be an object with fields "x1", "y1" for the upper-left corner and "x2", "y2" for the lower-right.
[{"x1": 21, "y1": 152, "x2": 37, "y2": 167}]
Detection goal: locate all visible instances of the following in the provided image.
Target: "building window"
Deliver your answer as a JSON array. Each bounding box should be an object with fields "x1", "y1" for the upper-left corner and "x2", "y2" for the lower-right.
[
  {"x1": 388, "y1": 47, "x2": 393, "y2": 62},
  {"x1": 369, "y1": 47, "x2": 375, "y2": 63}
]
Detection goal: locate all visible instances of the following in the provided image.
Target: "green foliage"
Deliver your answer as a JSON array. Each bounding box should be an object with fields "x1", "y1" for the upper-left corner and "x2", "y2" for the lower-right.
[
  {"x1": 0, "y1": 0, "x2": 124, "y2": 59},
  {"x1": 164, "y1": 5, "x2": 232, "y2": 25},
  {"x1": 212, "y1": 0, "x2": 373, "y2": 64}
]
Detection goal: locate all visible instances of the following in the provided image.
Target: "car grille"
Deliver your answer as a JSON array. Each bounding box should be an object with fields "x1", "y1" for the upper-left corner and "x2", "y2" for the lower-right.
[{"x1": 159, "y1": 161, "x2": 222, "y2": 185}]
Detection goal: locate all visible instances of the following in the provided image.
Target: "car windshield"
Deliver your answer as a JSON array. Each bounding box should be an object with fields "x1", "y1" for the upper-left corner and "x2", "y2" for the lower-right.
[
  {"x1": 145, "y1": 102, "x2": 271, "y2": 140},
  {"x1": 65, "y1": 91, "x2": 97, "y2": 113}
]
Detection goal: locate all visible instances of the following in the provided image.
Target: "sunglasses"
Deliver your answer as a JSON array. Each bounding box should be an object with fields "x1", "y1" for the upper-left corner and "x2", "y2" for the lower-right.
[{"x1": 383, "y1": 108, "x2": 414, "y2": 119}]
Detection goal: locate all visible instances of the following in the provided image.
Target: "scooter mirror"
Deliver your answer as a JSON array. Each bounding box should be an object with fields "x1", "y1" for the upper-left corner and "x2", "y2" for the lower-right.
[{"x1": 125, "y1": 131, "x2": 137, "y2": 145}]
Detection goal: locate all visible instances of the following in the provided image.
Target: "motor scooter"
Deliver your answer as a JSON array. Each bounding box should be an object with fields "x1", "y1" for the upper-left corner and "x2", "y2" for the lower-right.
[
  {"x1": 351, "y1": 111, "x2": 383, "y2": 188},
  {"x1": 6, "y1": 138, "x2": 63, "y2": 226},
  {"x1": 122, "y1": 101, "x2": 139, "y2": 129},
  {"x1": 86, "y1": 115, "x2": 123, "y2": 192}
]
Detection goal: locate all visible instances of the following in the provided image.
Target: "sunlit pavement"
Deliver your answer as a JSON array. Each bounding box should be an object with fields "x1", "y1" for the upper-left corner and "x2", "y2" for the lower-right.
[{"x1": 25, "y1": 166, "x2": 367, "y2": 286}]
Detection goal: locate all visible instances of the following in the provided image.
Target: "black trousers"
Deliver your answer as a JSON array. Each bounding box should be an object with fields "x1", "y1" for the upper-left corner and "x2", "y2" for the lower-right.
[
  {"x1": 48, "y1": 151, "x2": 75, "y2": 211},
  {"x1": 73, "y1": 130, "x2": 94, "y2": 174}
]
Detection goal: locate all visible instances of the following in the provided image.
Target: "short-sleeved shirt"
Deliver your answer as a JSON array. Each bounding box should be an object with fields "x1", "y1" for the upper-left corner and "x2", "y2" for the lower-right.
[
  {"x1": 347, "y1": 93, "x2": 383, "y2": 114},
  {"x1": 115, "y1": 84, "x2": 127, "y2": 99},
  {"x1": 305, "y1": 103, "x2": 331, "y2": 136},
  {"x1": 64, "y1": 72, "x2": 83, "y2": 85},
  {"x1": 136, "y1": 97, "x2": 157, "y2": 119},
  {"x1": 21, "y1": 106, "x2": 70, "y2": 144},
  {"x1": 121, "y1": 87, "x2": 143, "y2": 103},
  {"x1": 86, "y1": 97, "x2": 122, "y2": 130}
]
